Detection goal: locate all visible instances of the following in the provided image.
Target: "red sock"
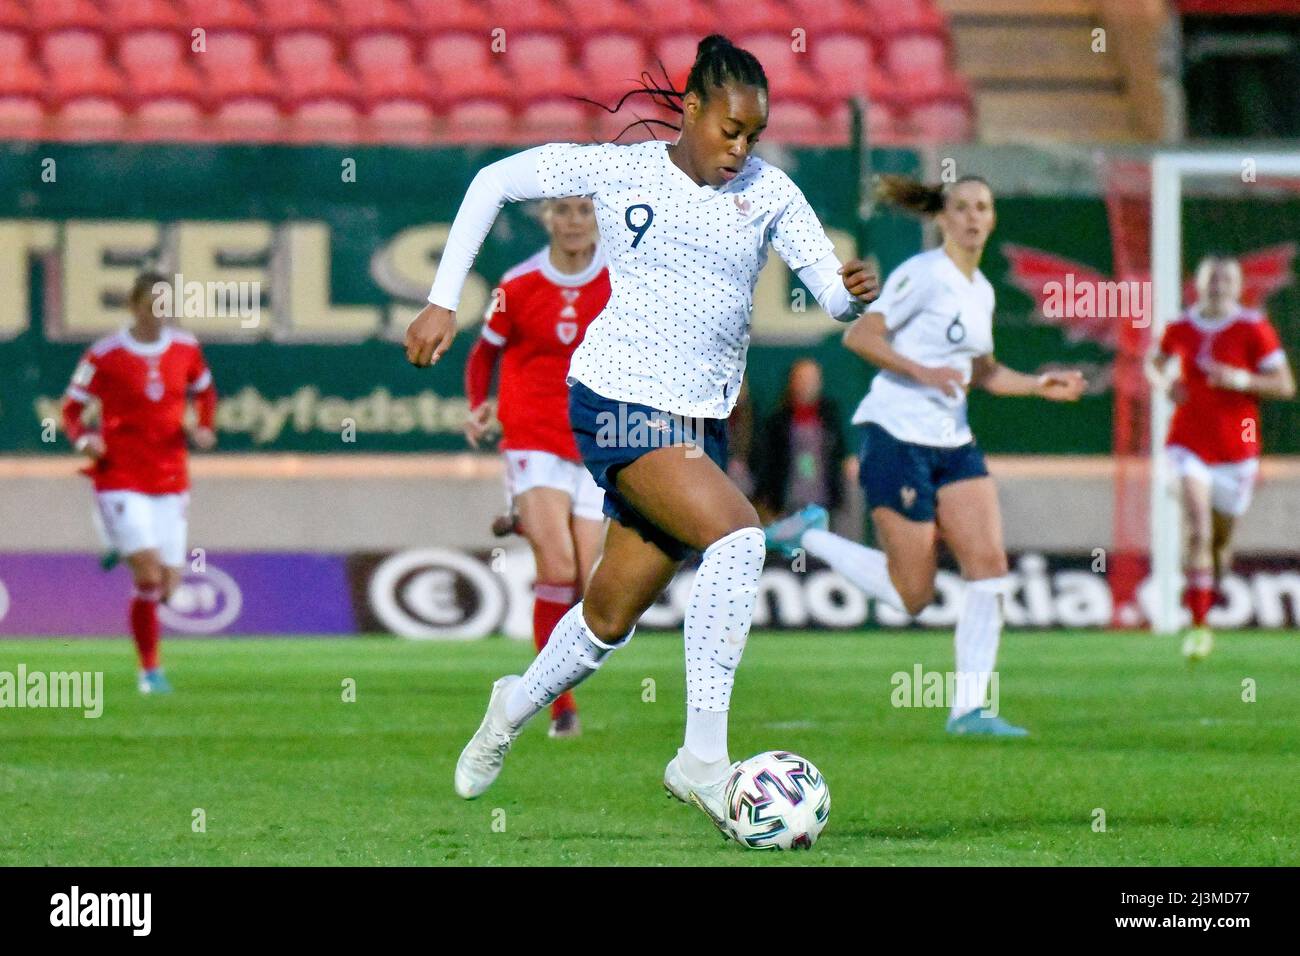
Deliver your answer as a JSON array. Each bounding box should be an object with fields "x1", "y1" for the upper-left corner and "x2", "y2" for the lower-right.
[
  {"x1": 534, "y1": 581, "x2": 578, "y2": 719},
  {"x1": 130, "y1": 586, "x2": 162, "y2": 671},
  {"x1": 1184, "y1": 569, "x2": 1214, "y2": 627}
]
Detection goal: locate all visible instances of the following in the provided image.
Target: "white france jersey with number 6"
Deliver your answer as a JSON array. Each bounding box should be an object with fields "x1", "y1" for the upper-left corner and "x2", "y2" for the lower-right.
[
  {"x1": 427, "y1": 140, "x2": 866, "y2": 421},
  {"x1": 851, "y1": 247, "x2": 995, "y2": 448}
]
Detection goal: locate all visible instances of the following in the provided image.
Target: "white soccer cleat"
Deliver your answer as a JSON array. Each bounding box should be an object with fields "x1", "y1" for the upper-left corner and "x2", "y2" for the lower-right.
[
  {"x1": 1182, "y1": 627, "x2": 1214, "y2": 663},
  {"x1": 664, "y1": 749, "x2": 738, "y2": 838},
  {"x1": 454, "y1": 676, "x2": 523, "y2": 799}
]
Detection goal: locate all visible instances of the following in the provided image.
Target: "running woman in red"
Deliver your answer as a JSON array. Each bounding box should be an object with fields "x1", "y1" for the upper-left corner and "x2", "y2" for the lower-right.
[
  {"x1": 1147, "y1": 255, "x2": 1295, "y2": 660},
  {"x1": 61, "y1": 271, "x2": 218, "y2": 693},
  {"x1": 463, "y1": 198, "x2": 610, "y2": 737}
]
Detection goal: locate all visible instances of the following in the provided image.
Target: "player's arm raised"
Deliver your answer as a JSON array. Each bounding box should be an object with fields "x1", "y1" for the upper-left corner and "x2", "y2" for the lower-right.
[
  {"x1": 407, "y1": 145, "x2": 580, "y2": 367},
  {"x1": 970, "y1": 354, "x2": 1086, "y2": 401}
]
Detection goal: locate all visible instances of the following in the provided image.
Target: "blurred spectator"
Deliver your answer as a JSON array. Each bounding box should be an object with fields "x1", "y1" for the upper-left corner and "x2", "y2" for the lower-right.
[{"x1": 752, "y1": 358, "x2": 851, "y2": 524}]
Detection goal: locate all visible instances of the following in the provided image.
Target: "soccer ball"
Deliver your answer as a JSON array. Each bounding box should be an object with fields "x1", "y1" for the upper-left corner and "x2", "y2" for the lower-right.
[{"x1": 722, "y1": 751, "x2": 830, "y2": 850}]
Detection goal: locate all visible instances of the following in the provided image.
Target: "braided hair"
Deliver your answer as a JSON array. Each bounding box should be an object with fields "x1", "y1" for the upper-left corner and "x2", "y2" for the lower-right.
[{"x1": 574, "y1": 34, "x2": 768, "y2": 142}]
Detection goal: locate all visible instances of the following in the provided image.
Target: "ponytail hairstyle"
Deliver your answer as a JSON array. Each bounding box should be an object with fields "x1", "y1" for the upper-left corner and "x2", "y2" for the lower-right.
[
  {"x1": 573, "y1": 34, "x2": 768, "y2": 142},
  {"x1": 874, "y1": 173, "x2": 993, "y2": 217}
]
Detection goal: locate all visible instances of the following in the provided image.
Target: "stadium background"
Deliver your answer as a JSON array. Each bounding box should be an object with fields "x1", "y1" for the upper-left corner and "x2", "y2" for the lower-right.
[{"x1": 1, "y1": 0, "x2": 1298, "y2": 640}]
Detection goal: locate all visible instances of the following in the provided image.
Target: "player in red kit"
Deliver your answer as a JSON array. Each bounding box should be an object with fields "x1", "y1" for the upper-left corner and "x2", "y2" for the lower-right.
[
  {"x1": 1148, "y1": 255, "x2": 1295, "y2": 660},
  {"x1": 463, "y1": 197, "x2": 609, "y2": 737},
  {"x1": 61, "y1": 271, "x2": 218, "y2": 693}
]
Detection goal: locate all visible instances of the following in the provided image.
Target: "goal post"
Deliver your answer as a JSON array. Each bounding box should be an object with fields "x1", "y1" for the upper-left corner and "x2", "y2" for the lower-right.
[{"x1": 1148, "y1": 151, "x2": 1300, "y2": 634}]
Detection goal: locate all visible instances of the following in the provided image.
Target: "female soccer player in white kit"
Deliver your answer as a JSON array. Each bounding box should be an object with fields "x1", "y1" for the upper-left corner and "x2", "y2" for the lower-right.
[
  {"x1": 766, "y1": 174, "x2": 1086, "y2": 736},
  {"x1": 404, "y1": 36, "x2": 879, "y2": 826}
]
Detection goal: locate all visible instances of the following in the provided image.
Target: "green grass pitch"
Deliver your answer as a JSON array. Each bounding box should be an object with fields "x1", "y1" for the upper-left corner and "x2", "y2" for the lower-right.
[{"x1": 0, "y1": 631, "x2": 1296, "y2": 866}]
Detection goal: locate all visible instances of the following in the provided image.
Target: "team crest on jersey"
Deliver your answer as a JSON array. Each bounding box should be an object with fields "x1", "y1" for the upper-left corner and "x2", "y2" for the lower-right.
[
  {"x1": 900, "y1": 486, "x2": 917, "y2": 510},
  {"x1": 559, "y1": 288, "x2": 579, "y2": 321},
  {"x1": 145, "y1": 360, "x2": 164, "y2": 402},
  {"x1": 556, "y1": 321, "x2": 578, "y2": 344}
]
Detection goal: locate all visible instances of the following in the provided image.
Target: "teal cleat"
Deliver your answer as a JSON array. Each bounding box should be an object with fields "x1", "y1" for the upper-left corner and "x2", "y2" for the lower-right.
[
  {"x1": 763, "y1": 504, "x2": 829, "y2": 558},
  {"x1": 99, "y1": 549, "x2": 121, "y2": 571},
  {"x1": 945, "y1": 708, "x2": 1029, "y2": 737},
  {"x1": 138, "y1": 669, "x2": 173, "y2": 695}
]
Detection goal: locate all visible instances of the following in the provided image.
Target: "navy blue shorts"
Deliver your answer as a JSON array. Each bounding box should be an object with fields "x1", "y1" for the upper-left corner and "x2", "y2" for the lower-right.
[
  {"x1": 858, "y1": 422, "x2": 988, "y2": 523},
  {"x1": 568, "y1": 379, "x2": 729, "y2": 561}
]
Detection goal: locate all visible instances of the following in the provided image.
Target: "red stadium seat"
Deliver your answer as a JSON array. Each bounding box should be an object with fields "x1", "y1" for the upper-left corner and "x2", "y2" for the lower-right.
[
  {"x1": 637, "y1": 0, "x2": 714, "y2": 40},
  {"x1": 811, "y1": 37, "x2": 896, "y2": 105},
  {"x1": 505, "y1": 33, "x2": 587, "y2": 101},
  {"x1": 0, "y1": 56, "x2": 45, "y2": 100},
  {"x1": 409, "y1": 0, "x2": 491, "y2": 33},
  {"x1": 734, "y1": 33, "x2": 821, "y2": 99},
  {"x1": 712, "y1": 0, "x2": 792, "y2": 35},
  {"x1": 425, "y1": 32, "x2": 494, "y2": 75},
  {"x1": 519, "y1": 98, "x2": 594, "y2": 140},
  {"x1": 126, "y1": 62, "x2": 204, "y2": 106},
  {"x1": 54, "y1": 97, "x2": 128, "y2": 139},
  {"x1": 884, "y1": 33, "x2": 957, "y2": 99},
  {"x1": 367, "y1": 99, "x2": 437, "y2": 142},
  {"x1": 784, "y1": 0, "x2": 859, "y2": 35},
  {"x1": 201, "y1": 32, "x2": 281, "y2": 105},
  {"x1": 0, "y1": 0, "x2": 28, "y2": 31},
  {"x1": 0, "y1": 28, "x2": 28, "y2": 63},
  {"x1": 426, "y1": 34, "x2": 514, "y2": 103},
  {"x1": 30, "y1": 0, "x2": 104, "y2": 34},
  {"x1": 178, "y1": 0, "x2": 260, "y2": 33},
  {"x1": 559, "y1": 0, "x2": 641, "y2": 37},
  {"x1": 272, "y1": 32, "x2": 338, "y2": 70},
  {"x1": 272, "y1": 32, "x2": 360, "y2": 106},
  {"x1": 866, "y1": 99, "x2": 906, "y2": 144},
  {"x1": 811, "y1": 34, "x2": 875, "y2": 82},
  {"x1": 288, "y1": 99, "x2": 362, "y2": 141},
  {"x1": 908, "y1": 100, "x2": 974, "y2": 142},
  {"x1": 866, "y1": 0, "x2": 948, "y2": 39},
  {"x1": 0, "y1": 96, "x2": 46, "y2": 137},
  {"x1": 213, "y1": 98, "x2": 282, "y2": 140},
  {"x1": 41, "y1": 29, "x2": 109, "y2": 70},
  {"x1": 259, "y1": 0, "x2": 338, "y2": 36},
  {"x1": 582, "y1": 34, "x2": 651, "y2": 102},
  {"x1": 594, "y1": 107, "x2": 670, "y2": 144},
  {"x1": 654, "y1": 33, "x2": 703, "y2": 91},
  {"x1": 122, "y1": 30, "x2": 205, "y2": 106},
  {"x1": 42, "y1": 32, "x2": 122, "y2": 105},
  {"x1": 102, "y1": 0, "x2": 184, "y2": 34},
  {"x1": 485, "y1": 0, "x2": 566, "y2": 33},
  {"x1": 351, "y1": 34, "x2": 428, "y2": 103},
  {"x1": 764, "y1": 98, "x2": 829, "y2": 144},
  {"x1": 118, "y1": 31, "x2": 186, "y2": 73},
  {"x1": 336, "y1": 0, "x2": 415, "y2": 37},
  {"x1": 201, "y1": 30, "x2": 262, "y2": 70},
  {"x1": 442, "y1": 98, "x2": 515, "y2": 144},
  {"x1": 133, "y1": 97, "x2": 206, "y2": 139}
]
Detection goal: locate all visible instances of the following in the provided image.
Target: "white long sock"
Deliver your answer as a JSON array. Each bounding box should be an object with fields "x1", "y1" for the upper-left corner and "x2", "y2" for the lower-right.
[
  {"x1": 951, "y1": 577, "x2": 1006, "y2": 718},
  {"x1": 802, "y1": 528, "x2": 905, "y2": 612},
  {"x1": 683, "y1": 527, "x2": 766, "y2": 768},
  {"x1": 505, "y1": 602, "x2": 629, "y2": 726}
]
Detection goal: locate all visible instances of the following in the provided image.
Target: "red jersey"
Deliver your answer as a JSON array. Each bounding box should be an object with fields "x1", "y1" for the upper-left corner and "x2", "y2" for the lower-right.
[
  {"x1": 62, "y1": 327, "x2": 215, "y2": 494},
  {"x1": 479, "y1": 247, "x2": 609, "y2": 460},
  {"x1": 1159, "y1": 306, "x2": 1285, "y2": 463}
]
